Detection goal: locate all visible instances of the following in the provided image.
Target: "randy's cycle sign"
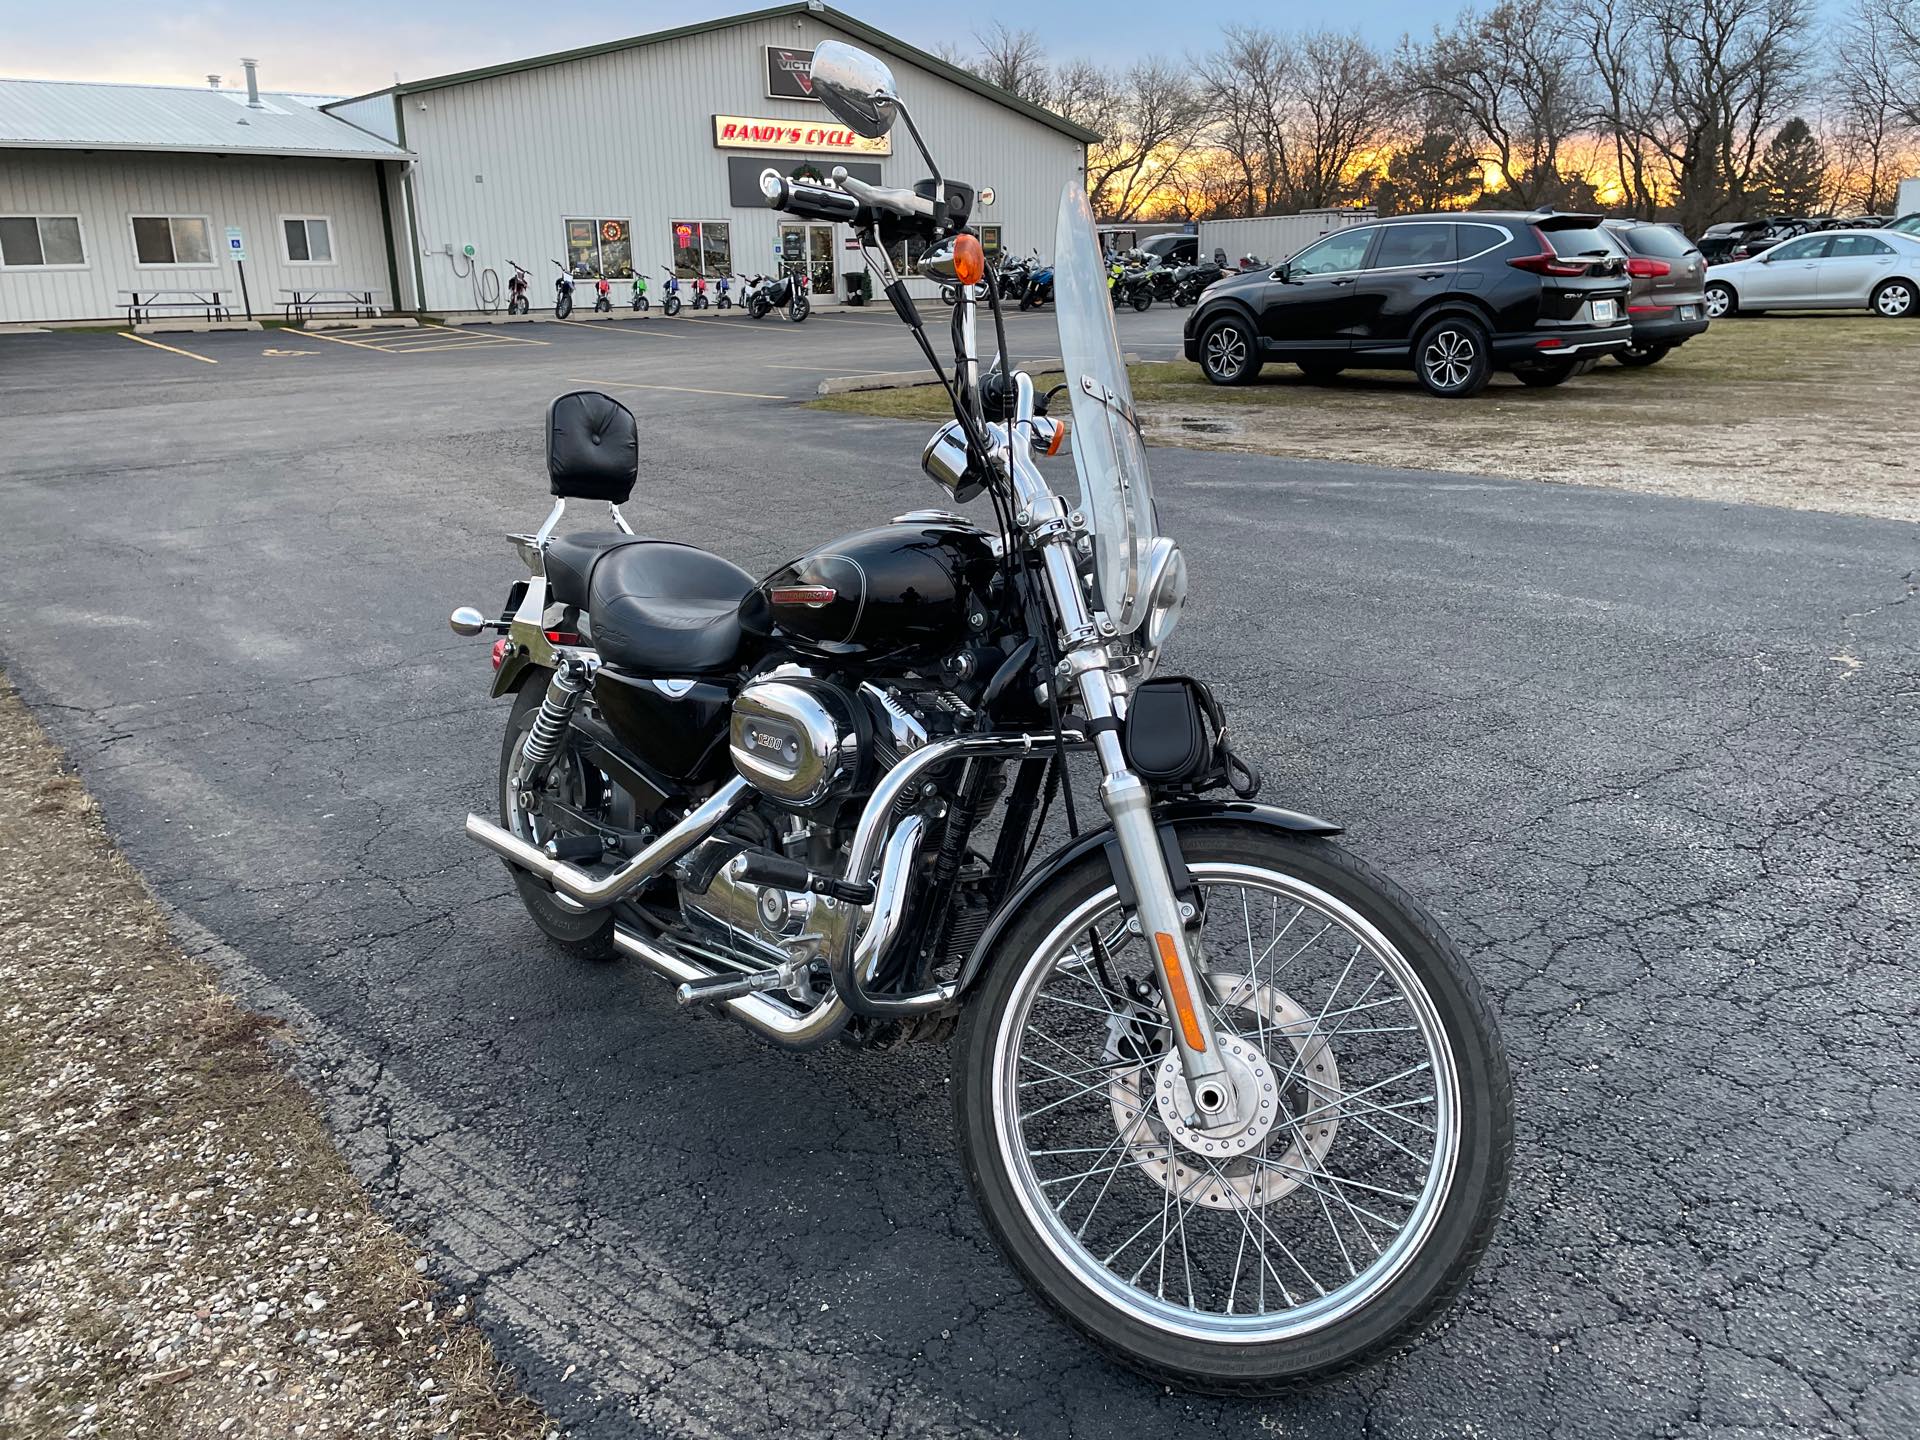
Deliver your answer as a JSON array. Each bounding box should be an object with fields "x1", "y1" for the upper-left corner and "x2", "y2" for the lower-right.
[{"x1": 766, "y1": 46, "x2": 816, "y2": 100}]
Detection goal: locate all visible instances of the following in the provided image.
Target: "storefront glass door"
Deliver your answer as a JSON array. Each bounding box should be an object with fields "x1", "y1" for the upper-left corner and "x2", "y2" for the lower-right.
[{"x1": 779, "y1": 223, "x2": 835, "y2": 299}]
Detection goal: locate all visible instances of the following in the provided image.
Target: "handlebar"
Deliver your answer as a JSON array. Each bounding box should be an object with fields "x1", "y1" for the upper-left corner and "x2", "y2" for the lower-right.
[{"x1": 762, "y1": 173, "x2": 864, "y2": 225}]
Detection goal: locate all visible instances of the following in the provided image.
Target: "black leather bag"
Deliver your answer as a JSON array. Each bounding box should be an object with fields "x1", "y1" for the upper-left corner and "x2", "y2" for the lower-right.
[
  {"x1": 547, "y1": 390, "x2": 638, "y2": 503},
  {"x1": 1123, "y1": 676, "x2": 1261, "y2": 798}
]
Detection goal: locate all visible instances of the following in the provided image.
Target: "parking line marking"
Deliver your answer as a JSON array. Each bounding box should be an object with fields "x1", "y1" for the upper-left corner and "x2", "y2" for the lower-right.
[
  {"x1": 552, "y1": 317, "x2": 687, "y2": 341},
  {"x1": 119, "y1": 332, "x2": 217, "y2": 364},
  {"x1": 565, "y1": 375, "x2": 784, "y2": 400},
  {"x1": 298, "y1": 328, "x2": 390, "y2": 351},
  {"x1": 418, "y1": 323, "x2": 549, "y2": 347}
]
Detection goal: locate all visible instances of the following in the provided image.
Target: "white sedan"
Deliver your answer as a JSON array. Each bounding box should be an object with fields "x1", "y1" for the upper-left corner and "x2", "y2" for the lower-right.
[{"x1": 1704, "y1": 229, "x2": 1920, "y2": 319}]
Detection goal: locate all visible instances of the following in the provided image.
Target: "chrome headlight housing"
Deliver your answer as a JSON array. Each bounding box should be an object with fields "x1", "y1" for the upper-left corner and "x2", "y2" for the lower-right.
[{"x1": 1140, "y1": 537, "x2": 1188, "y2": 656}]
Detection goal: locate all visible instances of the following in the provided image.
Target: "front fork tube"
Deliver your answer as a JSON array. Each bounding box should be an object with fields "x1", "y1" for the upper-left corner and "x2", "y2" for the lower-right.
[{"x1": 1079, "y1": 680, "x2": 1241, "y2": 1131}]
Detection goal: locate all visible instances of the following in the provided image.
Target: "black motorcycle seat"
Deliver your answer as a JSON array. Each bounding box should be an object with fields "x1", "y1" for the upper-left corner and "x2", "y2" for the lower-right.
[
  {"x1": 588, "y1": 541, "x2": 755, "y2": 675},
  {"x1": 544, "y1": 530, "x2": 643, "y2": 610}
]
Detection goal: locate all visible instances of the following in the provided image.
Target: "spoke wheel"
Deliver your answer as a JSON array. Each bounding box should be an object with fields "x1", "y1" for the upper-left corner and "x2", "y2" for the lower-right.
[
  {"x1": 955, "y1": 828, "x2": 1510, "y2": 1390},
  {"x1": 1705, "y1": 284, "x2": 1734, "y2": 319}
]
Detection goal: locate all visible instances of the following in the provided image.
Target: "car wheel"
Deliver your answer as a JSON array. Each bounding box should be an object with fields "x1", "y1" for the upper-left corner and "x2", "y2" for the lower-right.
[
  {"x1": 1704, "y1": 283, "x2": 1735, "y2": 319},
  {"x1": 1615, "y1": 343, "x2": 1671, "y2": 367},
  {"x1": 1199, "y1": 317, "x2": 1262, "y2": 386},
  {"x1": 1413, "y1": 318, "x2": 1491, "y2": 399},
  {"x1": 1296, "y1": 359, "x2": 1346, "y2": 382},
  {"x1": 1511, "y1": 359, "x2": 1579, "y2": 388},
  {"x1": 1870, "y1": 279, "x2": 1914, "y2": 318}
]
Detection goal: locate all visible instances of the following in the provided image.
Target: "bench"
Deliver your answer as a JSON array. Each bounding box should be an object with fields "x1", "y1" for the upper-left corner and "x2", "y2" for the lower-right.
[
  {"x1": 279, "y1": 288, "x2": 383, "y2": 323},
  {"x1": 121, "y1": 289, "x2": 232, "y2": 325}
]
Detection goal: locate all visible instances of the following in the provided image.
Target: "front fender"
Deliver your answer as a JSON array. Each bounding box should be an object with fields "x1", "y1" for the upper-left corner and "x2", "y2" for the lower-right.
[{"x1": 954, "y1": 800, "x2": 1342, "y2": 998}]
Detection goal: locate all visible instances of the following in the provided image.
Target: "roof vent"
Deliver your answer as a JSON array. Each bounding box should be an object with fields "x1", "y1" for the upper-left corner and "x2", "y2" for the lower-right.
[
  {"x1": 207, "y1": 74, "x2": 222, "y2": 89},
  {"x1": 241, "y1": 57, "x2": 263, "y2": 109}
]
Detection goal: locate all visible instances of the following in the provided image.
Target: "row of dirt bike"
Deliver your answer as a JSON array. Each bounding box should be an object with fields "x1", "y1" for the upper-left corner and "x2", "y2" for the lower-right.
[
  {"x1": 504, "y1": 260, "x2": 813, "y2": 323},
  {"x1": 939, "y1": 248, "x2": 1232, "y2": 314}
]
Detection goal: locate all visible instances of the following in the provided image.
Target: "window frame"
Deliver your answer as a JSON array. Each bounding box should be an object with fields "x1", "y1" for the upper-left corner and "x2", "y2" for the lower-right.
[
  {"x1": 669, "y1": 219, "x2": 733, "y2": 280},
  {"x1": 1367, "y1": 222, "x2": 1458, "y2": 272},
  {"x1": 1825, "y1": 234, "x2": 1892, "y2": 257},
  {"x1": 1287, "y1": 226, "x2": 1379, "y2": 277},
  {"x1": 0, "y1": 214, "x2": 89, "y2": 271},
  {"x1": 979, "y1": 224, "x2": 1002, "y2": 258},
  {"x1": 278, "y1": 214, "x2": 335, "y2": 267},
  {"x1": 564, "y1": 216, "x2": 635, "y2": 280},
  {"x1": 1454, "y1": 223, "x2": 1514, "y2": 264},
  {"x1": 129, "y1": 213, "x2": 215, "y2": 269},
  {"x1": 1764, "y1": 235, "x2": 1831, "y2": 262}
]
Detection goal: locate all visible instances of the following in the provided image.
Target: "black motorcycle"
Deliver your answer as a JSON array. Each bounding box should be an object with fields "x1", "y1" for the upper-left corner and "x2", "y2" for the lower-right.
[
  {"x1": 747, "y1": 269, "x2": 811, "y2": 322},
  {"x1": 1109, "y1": 253, "x2": 1156, "y2": 312},
  {"x1": 1170, "y1": 256, "x2": 1225, "y2": 306},
  {"x1": 450, "y1": 40, "x2": 1510, "y2": 1396}
]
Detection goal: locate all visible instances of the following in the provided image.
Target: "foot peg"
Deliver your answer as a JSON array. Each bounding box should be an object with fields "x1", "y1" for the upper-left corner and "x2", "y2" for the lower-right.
[
  {"x1": 675, "y1": 963, "x2": 805, "y2": 1008},
  {"x1": 542, "y1": 834, "x2": 605, "y2": 864},
  {"x1": 730, "y1": 851, "x2": 874, "y2": 905}
]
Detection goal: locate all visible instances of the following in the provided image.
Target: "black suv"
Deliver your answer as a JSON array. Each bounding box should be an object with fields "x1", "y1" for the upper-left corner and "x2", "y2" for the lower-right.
[{"x1": 1182, "y1": 212, "x2": 1632, "y2": 398}]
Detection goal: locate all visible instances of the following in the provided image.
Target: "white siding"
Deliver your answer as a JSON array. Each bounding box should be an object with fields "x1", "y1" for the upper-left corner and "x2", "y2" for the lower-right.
[
  {"x1": 1199, "y1": 213, "x2": 1374, "y2": 268},
  {"x1": 397, "y1": 15, "x2": 1085, "y2": 310},
  {"x1": 327, "y1": 92, "x2": 401, "y2": 146},
  {"x1": 0, "y1": 150, "x2": 392, "y2": 323}
]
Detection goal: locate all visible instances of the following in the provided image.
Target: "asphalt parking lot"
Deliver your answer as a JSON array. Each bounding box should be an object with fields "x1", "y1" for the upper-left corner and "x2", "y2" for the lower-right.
[{"x1": 1, "y1": 312, "x2": 1915, "y2": 1439}]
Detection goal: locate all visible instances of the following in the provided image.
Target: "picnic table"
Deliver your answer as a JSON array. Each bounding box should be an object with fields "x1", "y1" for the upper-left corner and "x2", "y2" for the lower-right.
[
  {"x1": 121, "y1": 289, "x2": 232, "y2": 325},
  {"x1": 279, "y1": 288, "x2": 383, "y2": 323}
]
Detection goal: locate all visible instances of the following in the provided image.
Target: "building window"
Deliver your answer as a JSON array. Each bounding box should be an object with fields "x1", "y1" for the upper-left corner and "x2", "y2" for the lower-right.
[
  {"x1": 0, "y1": 215, "x2": 85, "y2": 268},
  {"x1": 887, "y1": 234, "x2": 931, "y2": 276},
  {"x1": 979, "y1": 225, "x2": 1001, "y2": 258},
  {"x1": 565, "y1": 218, "x2": 632, "y2": 279},
  {"x1": 281, "y1": 216, "x2": 333, "y2": 264},
  {"x1": 670, "y1": 221, "x2": 733, "y2": 278},
  {"x1": 131, "y1": 215, "x2": 213, "y2": 266}
]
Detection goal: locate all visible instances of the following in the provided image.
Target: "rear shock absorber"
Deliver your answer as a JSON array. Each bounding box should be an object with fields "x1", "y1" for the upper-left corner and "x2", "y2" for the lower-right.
[{"x1": 519, "y1": 660, "x2": 591, "y2": 789}]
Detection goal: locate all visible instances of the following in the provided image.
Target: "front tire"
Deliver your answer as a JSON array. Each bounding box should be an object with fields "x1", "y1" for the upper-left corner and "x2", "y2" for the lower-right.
[
  {"x1": 1199, "y1": 316, "x2": 1262, "y2": 385},
  {"x1": 1131, "y1": 290, "x2": 1153, "y2": 312},
  {"x1": 664, "y1": 295, "x2": 682, "y2": 317},
  {"x1": 788, "y1": 294, "x2": 811, "y2": 323},
  {"x1": 554, "y1": 293, "x2": 573, "y2": 320},
  {"x1": 1704, "y1": 282, "x2": 1735, "y2": 319},
  {"x1": 954, "y1": 826, "x2": 1511, "y2": 1392},
  {"x1": 496, "y1": 677, "x2": 614, "y2": 959},
  {"x1": 1871, "y1": 279, "x2": 1914, "y2": 318}
]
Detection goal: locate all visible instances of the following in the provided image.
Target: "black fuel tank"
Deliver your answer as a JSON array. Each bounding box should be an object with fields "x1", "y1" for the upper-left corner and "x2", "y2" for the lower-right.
[{"x1": 744, "y1": 515, "x2": 997, "y2": 667}]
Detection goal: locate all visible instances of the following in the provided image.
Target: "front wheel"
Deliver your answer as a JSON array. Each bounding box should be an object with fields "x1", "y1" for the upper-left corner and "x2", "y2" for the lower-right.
[
  {"x1": 663, "y1": 295, "x2": 682, "y2": 317},
  {"x1": 1704, "y1": 282, "x2": 1735, "y2": 320},
  {"x1": 508, "y1": 296, "x2": 529, "y2": 315},
  {"x1": 788, "y1": 294, "x2": 811, "y2": 323},
  {"x1": 954, "y1": 826, "x2": 1512, "y2": 1392},
  {"x1": 1130, "y1": 290, "x2": 1153, "y2": 312},
  {"x1": 1199, "y1": 316, "x2": 1262, "y2": 385},
  {"x1": 554, "y1": 293, "x2": 573, "y2": 320}
]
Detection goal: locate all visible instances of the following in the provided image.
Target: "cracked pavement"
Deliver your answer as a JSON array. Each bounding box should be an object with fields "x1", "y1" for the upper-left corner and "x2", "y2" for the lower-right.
[{"x1": 0, "y1": 325, "x2": 1915, "y2": 1438}]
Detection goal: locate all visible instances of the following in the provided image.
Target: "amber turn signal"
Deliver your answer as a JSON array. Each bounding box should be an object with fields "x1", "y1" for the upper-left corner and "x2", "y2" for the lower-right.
[
  {"x1": 953, "y1": 233, "x2": 986, "y2": 287},
  {"x1": 1154, "y1": 931, "x2": 1208, "y2": 1054},
  {"x1": 1047, "y1": 418, "x2": 1068, "y2": 456}
]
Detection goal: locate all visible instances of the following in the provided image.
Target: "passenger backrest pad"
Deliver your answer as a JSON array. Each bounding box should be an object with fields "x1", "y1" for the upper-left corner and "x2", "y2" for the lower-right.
[{"x1": 547, "y1": 390, "x2": 638, "y2": 502}]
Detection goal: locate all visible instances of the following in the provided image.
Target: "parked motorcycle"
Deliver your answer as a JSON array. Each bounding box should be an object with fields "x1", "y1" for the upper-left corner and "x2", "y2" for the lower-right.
[
  {"x1": 1170, "y1": 256, "x2": 1225, "y2": 306},
  {"x1": 692, "y1": 275, "x2": 710, "y2": 311},
  {"x1": 550, "y1": 259, "x2": 575, "y2": 319},
  {"x1": 715, "y1": 276, "x2": 733, "y2": 310},
  {"x1": 660, "y1": 268, "x2": 683, "y2": 317},
  {"x1": 630, "y1": 274, "x2": 650, "y2": 313},
  {"x1": 747, "y1": 268, "x2": 810, "y2": 322},
  {"x1": 1020, "y1": 255, "x2": 1055, "y2": 311},
  {"x1": 593, "y1": 275, "x2": 613, "y2": 314},
  {"x1": 505, "y1": 261, "x2": 531, "y2": 315},
  {"x1": 1109, "y1": 253, "x2": 1155, "y2": 311},
  {"x1": 449, "y1": 41, "x2": 1509, "y2": 1396}
]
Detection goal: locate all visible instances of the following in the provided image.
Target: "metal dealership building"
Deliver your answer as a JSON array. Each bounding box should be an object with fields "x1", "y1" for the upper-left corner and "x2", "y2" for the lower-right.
[
  {"x1": 340, "y1": 2, "x2": 1093, "y2": 310},
  {"x1": 0, "y1": 4, "x2": 1092, "y2": 324}
]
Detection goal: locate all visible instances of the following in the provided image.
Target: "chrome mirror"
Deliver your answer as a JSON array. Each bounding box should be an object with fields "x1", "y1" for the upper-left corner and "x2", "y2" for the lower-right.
[{"x1": 809, "y1": 42, "x2": 899, "y2": 139}]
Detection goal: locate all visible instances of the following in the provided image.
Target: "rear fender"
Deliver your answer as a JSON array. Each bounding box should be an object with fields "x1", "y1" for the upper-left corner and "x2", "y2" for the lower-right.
[{"x1": 954, "y1": 800, "x2": 1343, "y2": 997}]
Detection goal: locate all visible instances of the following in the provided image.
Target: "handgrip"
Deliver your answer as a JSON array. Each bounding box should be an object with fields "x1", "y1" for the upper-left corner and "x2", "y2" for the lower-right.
[{"x1": 763, "y1": 174, "x2": 862, "y2": 224}]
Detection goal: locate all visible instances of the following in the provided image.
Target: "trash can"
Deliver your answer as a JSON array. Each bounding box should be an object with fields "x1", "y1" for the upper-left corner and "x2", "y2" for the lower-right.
[{"x1": 844, "y1": 270, "x2": 872, "y2": 306}]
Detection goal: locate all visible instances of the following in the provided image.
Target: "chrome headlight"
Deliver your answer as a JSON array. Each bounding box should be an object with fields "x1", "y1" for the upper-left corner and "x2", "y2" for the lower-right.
[
  {"x1": 1140, "y1": 538, "x2": 1188, "y2": 653},
  {"x1": 920, "y1": 419, "x2": 986, "y2": 501}
]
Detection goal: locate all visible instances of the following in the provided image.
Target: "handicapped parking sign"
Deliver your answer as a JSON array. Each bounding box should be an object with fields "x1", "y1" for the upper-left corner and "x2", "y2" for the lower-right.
[{"x1": 226, "y1": 226, "x2": 247, "y2": 262}]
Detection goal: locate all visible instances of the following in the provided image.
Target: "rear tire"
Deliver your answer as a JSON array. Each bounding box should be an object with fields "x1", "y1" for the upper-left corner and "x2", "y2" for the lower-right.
[
  {"x1": 1413, "y1": 318, "x2": 1491, "y2": 398},
  {"x1": 1614, "y1": 343, "x2": 1671, "y2": 367},
  {"x1": 953, "y1": 825, "x2": 1512, "y2": 1392},
  {"x1": 1870, "y1": 279, "x2": 1914, "y2": 318},
  {"x1": 1199, "y1": 316, "x2": 1262, "y2": 385},
  {"x1": 496, "y1": 677, "x2": 615, "y2": 960},
  {"x1": 1131, "y1": 291, "x2": 1153, "y2": 312},
  {"x1": 1510, "y1": 359, "x2": 1578, "y2": 388}
]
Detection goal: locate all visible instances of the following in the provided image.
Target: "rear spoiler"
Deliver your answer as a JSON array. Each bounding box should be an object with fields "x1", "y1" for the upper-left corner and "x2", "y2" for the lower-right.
[{"x1": 1525, "y1": 210, "x2": 1606, "y2": 231}]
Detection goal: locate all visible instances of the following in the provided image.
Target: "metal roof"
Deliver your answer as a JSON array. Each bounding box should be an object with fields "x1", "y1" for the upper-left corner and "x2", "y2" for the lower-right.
[
  {"x1": 328, "y1": 3, "x2": 1097, "y2": 145},
  {"x1": 0, "y1": 78, "x2": 411, "y2": 160}
]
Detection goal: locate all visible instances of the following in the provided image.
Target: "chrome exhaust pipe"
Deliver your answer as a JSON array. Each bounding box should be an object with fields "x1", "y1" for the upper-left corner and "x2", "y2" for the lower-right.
[
  {"x1": 466, "y1": 777, "x2": 751, "y2": 907},
  {"x1": 614, "y1": 927, "x2": 847, "y2": 1048}
]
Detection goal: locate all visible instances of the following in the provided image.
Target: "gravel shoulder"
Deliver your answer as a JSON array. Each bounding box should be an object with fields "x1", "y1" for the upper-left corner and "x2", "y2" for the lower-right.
[
  {"x1": 814, "y1": 313, "x2": 1920, "y2": 522},
  {"x1": 0, "y1": 677, "x2": 550, "y2": 1440}
]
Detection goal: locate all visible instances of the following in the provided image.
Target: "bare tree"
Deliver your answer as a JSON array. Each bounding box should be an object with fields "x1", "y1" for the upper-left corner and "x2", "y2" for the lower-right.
[
  {"x1": 1877, "y1": 0, "x2": 1920, "y2": 127},
  {"x1": 1401, "y1": 3, "x2": 1594, "y2": 208},
  {"x1": 962, "y1": 23, "x2": 1055, "y2": 108},
  {"x1": 1822, "y1": 0, "x2": 1918, "y2": 211},
  {"x1": 1197, "y1": 27, "x2": 1296, "y2": 216},
  {"x1": 1053, "y1": 60, "x2": 1208, "y2": 220}
]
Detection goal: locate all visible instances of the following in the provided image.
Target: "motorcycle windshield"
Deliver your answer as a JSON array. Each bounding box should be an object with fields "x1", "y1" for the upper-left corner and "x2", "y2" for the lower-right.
[{"x1": 1054, "y1": 183, "x2": 1158, "y2": 632}]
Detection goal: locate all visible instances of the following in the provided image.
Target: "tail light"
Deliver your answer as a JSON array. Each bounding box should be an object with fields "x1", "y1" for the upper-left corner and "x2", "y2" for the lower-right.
[
  {"x1": 1508, "y1": 228, "x2": 1589, "y2": 277},
  {"x1": 490, "y1": 638, "x2": 509, "y2": 670},
  {"x1": 1626, "y1": 258, "x2": 1671, "y2": 278}
]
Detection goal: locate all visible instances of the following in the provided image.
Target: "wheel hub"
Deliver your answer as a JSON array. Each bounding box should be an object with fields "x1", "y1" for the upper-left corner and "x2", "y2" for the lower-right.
[{"x1": 1107, "y1": 973, "x2": 1342, "y2": 1211}]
